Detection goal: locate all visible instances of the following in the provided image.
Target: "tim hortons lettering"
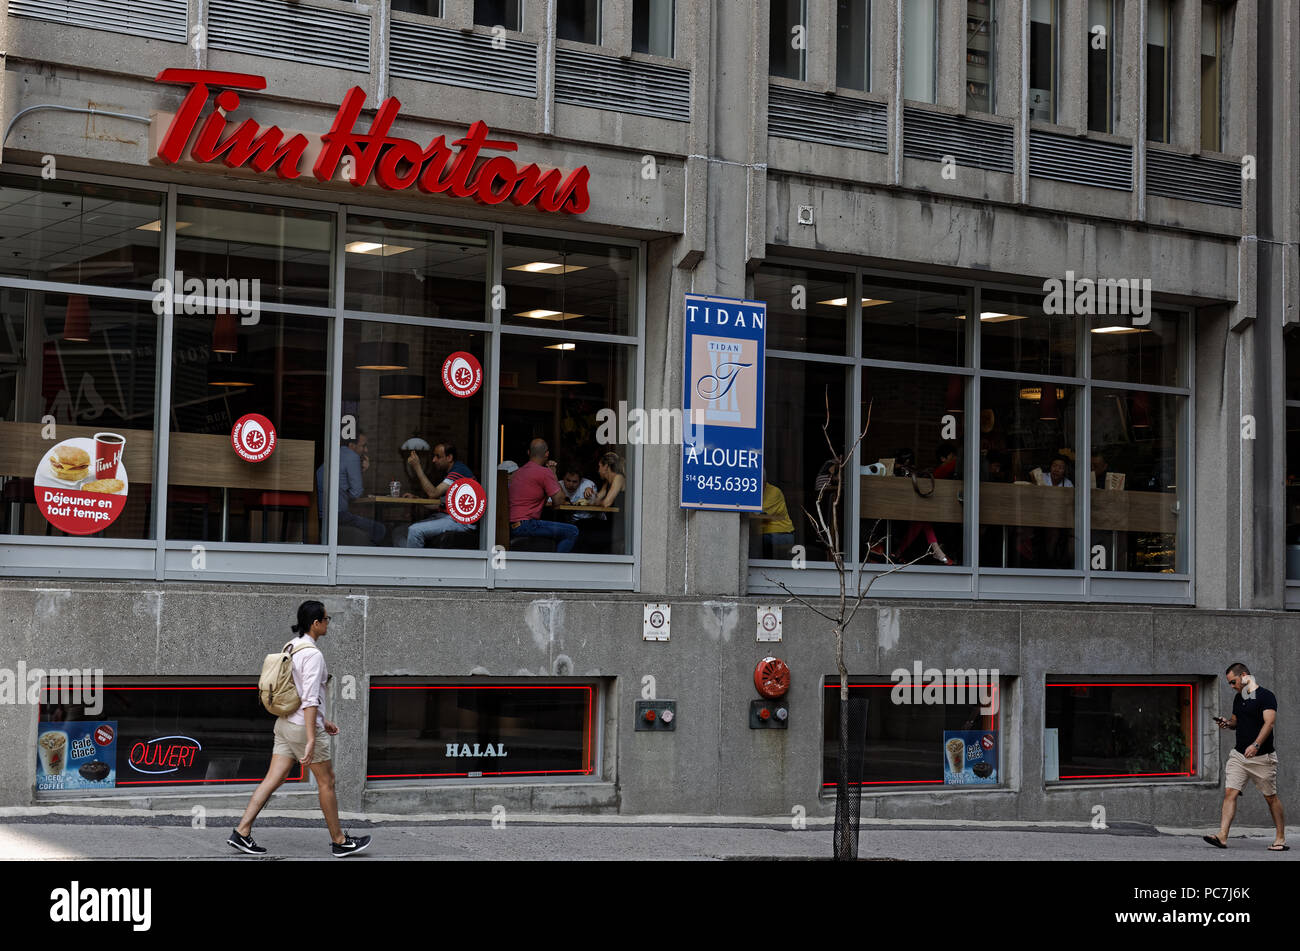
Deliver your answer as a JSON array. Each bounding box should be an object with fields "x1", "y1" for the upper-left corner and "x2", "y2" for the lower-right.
[{"x1": 153, "y1": 70, "x2": 590, "y2": 214}]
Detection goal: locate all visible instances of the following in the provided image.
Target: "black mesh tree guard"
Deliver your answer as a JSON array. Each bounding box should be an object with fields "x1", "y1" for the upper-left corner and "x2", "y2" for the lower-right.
[{"x1": 833, "y1": 695, "x2": 869, "y2": 860}]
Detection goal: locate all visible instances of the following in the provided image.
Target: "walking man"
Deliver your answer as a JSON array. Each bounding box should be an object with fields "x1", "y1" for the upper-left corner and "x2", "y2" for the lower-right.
[
  {"x1": 1204, "y1": 662, "x2": 1288, "y2": 851},
  {"x1": 228, "y1": 600, "x2": 372, "y2": 857}
]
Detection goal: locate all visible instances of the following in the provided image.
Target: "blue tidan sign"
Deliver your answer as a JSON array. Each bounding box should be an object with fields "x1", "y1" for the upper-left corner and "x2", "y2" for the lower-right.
[{"x1": 681, "y1": 294, "x2": 766, "y2": 511}]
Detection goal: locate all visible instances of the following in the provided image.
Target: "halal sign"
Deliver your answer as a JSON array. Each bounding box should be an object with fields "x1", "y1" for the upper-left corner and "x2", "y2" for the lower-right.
[
  {"x1": 446, "y1": 478, "x2": 486, "y2": 524},
  {"x1": 442, "y1": 352, "x2": 483, "y2": 398},
  {"x1": 231, "y1": 414, "x2": 277, "y2": 462}
]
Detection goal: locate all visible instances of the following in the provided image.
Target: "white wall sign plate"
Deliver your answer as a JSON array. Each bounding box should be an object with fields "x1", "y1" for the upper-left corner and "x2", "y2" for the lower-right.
[
  {"x1": 757, "y1": 605, "x2": 782, "y2": 642},
  {"x1": 643, "y1": 603, "x2": 670, "y2": 641}
]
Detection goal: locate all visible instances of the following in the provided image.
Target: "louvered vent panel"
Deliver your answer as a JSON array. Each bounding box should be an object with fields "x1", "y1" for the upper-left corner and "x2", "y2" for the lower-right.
[
  {"x1": 767, "y1": 85, "x2": 887, "y2": 152},
  {"x1": 8, "y1": 0, "x2": 187, "y2": 43},
  {"x1": 903, "y1": 108, "x2": 1013, "y2": 173},
  {"x1": 1146, "y1": 149, "x2": 1242, "y2": 207},
  {"x1": 554, "y1": 49, "x2": 690, "y2": 122},
  {"x1": 208, "y1": 0, "x2": 370, "y2": 72},
  {"x1": 1029, "y1": 131, "x2": 1132, "y2": 190},
  {"x1": 390, "y1": 21, "x2": 537, "y2": 97}
]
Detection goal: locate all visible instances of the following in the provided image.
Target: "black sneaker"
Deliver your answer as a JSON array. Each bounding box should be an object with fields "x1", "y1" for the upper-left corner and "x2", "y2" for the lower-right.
[
  {"x1": 331, "y1": 833, "x2": 372, "y2": 858},
  {"x1": 227, "y1": 829, "x2": 267, "y2": 855}
]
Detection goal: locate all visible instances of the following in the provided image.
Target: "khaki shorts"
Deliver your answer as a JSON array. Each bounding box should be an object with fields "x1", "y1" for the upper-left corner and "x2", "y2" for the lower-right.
[
  {"x1": 272, "y1": 717, "x2": 332, "y2": 764},
  {"x1": 1224, "y1": 748, "x2": 1277, "y2": 795}
]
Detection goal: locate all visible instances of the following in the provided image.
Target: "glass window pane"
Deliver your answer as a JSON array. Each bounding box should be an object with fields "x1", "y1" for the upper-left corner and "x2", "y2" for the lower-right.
[
  {"x1": 474, "y1": 0, "x2": 522, "y2": 30},
  {"x1": 0, "y1": 291, "x2": 157, "y2": 540},
  {"x1": 824, "y1": 680, "x2": 1001, "y2": 787},
  {"x1": 860, "y1": 276, "x2": 968, "y2": 366},
  {"x1": 753, "y1": 264, "x2": 849, "y2": 355},
  {"x1": 966, "y1": 0, "x2": 994, "y2": 112},
  {"x1": 557, "y1": 0, "x2": 601, "y2": 43},
  {"x1": 977, "y1": 378, "x2": 1079, "y2": 569},
  {"x1": 502, "y1": 235, "x2": 632, "y2": 336},
  {"x1": 174, "y1": 197, "x2": 333, "y2": 309},
  {"x1": 340, "y1": 322, "x2": 487, "y2": 549},
  {"x1": 633, "y1": 0, "x2": 674, "y2": 56},
  {"x1": 1200, "y1": 1, "x2": 1221, "y2": 151},
  {"x1": 1090, "y1": 388, "x2": 1182, "y2": 573},
  {"x1": 836, "y1": 0, "x2": 870, "y2": 92},
  {"x1": 1088, "y1": 309, "x2": 1182, "y2": 388},
  {"x1": 903, "y1": 0, "x2": 937, "y2": 102},
  {"x1": 757, "y1": 359, "x2": 846, "y2": 563},
  {"x1": 1087, "y1": 0, "x2": 1115, "y2": 133},
  {"x1": 498, "y1": 334, "x2": 631, "y2": 555},
  {"x1": 860, "y1": 368, "x2": 966, "y2": 566},
  {"x1": 368, "y1": 681, "x2": 598, "y2": 780},
  {"x1": 769, "y1": 0, "x2": 808, "y2": 80},
  {"x1": 393, "y1": 0, "x2": 443, "y2": 16},
  {"x1": 1147, "y1": 0, "x2": 1170, "y2": 142},
  {"x1": 979, "y1": 290, "x2": 1076, "y2": 377},
  {"x1": 1029, "y1": 0, "x2": 1059, "y2": 122},
  {"x1": 0, "y1": 175, "x2": 163, "y2": 292},
  {"x1": 166, "y1": 314, "x2": 328, "y2": 545},
  {"x1": 344, "y1": 216, "x2": 489, "y2": 320},
  {"x1": 37, "y1": 681, "x2": 311, "y2": 793},
  {"x1": 1289, "y1": 407, "x2": 1300, "y2": 579},
  {"x1": 1288, "y1": 327, "x2": 1300, "y2": 402},
  {"x1": 1045, "y1": 681, "x2": 1195, "y2": 781}
]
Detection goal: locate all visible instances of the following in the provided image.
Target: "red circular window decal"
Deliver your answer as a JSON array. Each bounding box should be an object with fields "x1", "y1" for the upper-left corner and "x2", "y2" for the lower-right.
[
  {"x1": 442, "y1": 352, "x2": 483, "y2": 398},
  {"x1": 231, "y1": 414, "x2": 277, "y2": 463},
  {"x1": 446, "y1": 478, "x2": 486, "y2": 525}
]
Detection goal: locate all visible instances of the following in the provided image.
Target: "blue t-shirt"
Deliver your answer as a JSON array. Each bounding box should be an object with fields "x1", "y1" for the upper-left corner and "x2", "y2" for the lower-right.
[
  {"x1": 1232, "y1": 687, "x2": 1277, "y2": 755},
  {"x1": 442, "y1": 461, "x2": 474, "y2": 485}
]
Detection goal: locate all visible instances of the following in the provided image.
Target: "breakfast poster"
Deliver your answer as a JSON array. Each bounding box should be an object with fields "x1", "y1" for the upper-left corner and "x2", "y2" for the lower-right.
[
  {"x1": 34, "y1": 435, "x2": 128, "y2": 534},
  {"x1": 36, "y1": 721, "x2": 118, "y2": 791},
  {"x1": 942, "y1": 730, "x2": 998, "y2": 786}
]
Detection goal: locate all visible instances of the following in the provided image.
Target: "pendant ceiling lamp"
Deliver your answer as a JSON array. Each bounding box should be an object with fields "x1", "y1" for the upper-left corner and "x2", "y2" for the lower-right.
[
  {"x1": 379, "y1": 373, "x2": 426, "y2": 399},
  {"x1": 62, "y1": 294, "x2": 91, "y2": 342}
]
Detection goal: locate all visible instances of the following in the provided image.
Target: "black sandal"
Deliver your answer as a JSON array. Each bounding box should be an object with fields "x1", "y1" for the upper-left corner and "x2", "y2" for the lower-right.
[{"x1": 1203, "y1": 834, "x2": 1227, "y2": 849}]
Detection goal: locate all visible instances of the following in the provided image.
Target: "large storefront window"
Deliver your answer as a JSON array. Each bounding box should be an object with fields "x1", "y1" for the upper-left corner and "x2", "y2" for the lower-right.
[
  {"x1": 823, "y1": 679, "x2": 1002, "y2": 788},
  {"x1": 367, "y1": 681, "x2": 599, "y2": 781},
  {"x1": 36, "y1": 681, "x2": 304, "y2": 795},
  {"x1": 1287, "y1": 328, "x2": 1300, "y2": 585},
  {"x1": 345, "y1": 216, "x2": 488, "y2": 321},
  {"x1": 749, "y1": 262, "x2": 1192, "y2": 600},
  {"x1": 1044, "y1": 680, "x2": 1195, "y2": 781}
]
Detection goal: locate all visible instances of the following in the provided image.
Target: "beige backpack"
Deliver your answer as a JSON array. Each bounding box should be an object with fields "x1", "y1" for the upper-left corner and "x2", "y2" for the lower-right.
[{"x1": 258, "y1": 640, "x2": 319, "y2": 717}]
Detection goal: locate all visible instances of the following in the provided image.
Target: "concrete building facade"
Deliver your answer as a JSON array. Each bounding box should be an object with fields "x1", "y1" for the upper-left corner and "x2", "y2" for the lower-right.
[{"x1": 0, "y1": 0, "x2": 1296, "y2": 830}]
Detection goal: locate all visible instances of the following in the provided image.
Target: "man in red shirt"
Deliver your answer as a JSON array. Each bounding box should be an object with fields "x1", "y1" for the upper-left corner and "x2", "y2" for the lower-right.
[{"x1": 508, "y1": 439, "x2": 579, "y2": 552}]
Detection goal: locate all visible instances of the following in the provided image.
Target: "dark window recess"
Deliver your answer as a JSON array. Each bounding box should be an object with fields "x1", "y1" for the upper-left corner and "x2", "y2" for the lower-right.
[
  {"x1": 823, "y1": 681, "x2": 1000, "y2": 787},
  {"x1": 474, "y1": 0, "x2": 522, "y2": 31},
  {"x1": 1044, "y1": 682, "x2": 1195, "y2": 780},
  {"x1": 557, "y1": 0, "x2": 600, "y2": 43},
  {"x1": 392, "y1": 0, "x2": 442, "y2": 17},
  {"x1": 367, "y1": 683, "x2": 596, "y2": 779},
  {"x1": 38, "y1": 683, "x2": 305, "y2": 789}
]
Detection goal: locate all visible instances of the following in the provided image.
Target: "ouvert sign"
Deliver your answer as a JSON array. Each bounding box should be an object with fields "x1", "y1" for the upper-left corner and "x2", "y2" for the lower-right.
[{"x1": 150, "y1": 69, "x2": 591, "y2": 214}]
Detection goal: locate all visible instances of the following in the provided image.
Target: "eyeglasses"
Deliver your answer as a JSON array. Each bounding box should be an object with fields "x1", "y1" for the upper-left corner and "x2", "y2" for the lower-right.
[{"x1": 321, "y1": 615, "x2": 332, "y2": 623}]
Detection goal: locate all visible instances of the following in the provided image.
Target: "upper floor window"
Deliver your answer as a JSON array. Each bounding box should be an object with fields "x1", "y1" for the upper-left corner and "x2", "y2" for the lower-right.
[
  {"x1": 1029, "y1": 0, "x2": 1059, "y2": 122},
  {"x1": 557, "y1": 0, "x2": 601, "y2": 43},
  {"x1": 1087, "y1": 0, "x2": 1116, "y2": 133},
  {"x1": 474, "y1": 0, "x2": 523, "y2": 31},
  {"x1": 1200, "y1": 1, "x2": 1223, "y2": 151},
  {"x1": 903, "y1": 0, "x2": 937, "y2": 103},
  {"x1": 769, "y1": 0, "x2": 808, "y2": 81},
  {"x1": 965, "y1": 0, "x2": 994, "y2": 112},
  {"x1": 633, "y1": 0, "x2": 674, "y2": 57},
  {"x1": 1147, "y1": 0, "x2": 1171, "y2": 142},
  {"x1": 836, "y1": 0, "x2": 870, "y2": 92},
  {"x1": 393, "y1": 0, "x2": 443, "y2": 16}
]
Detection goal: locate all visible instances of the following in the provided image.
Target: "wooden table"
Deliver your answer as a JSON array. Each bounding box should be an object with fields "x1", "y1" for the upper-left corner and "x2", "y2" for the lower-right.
[
  {"x1": 364, "y1": 496, "x2": 444, "y2": 507},
  {"x1": 555, "y1": 504, "x2": 620, "y2": 513}
]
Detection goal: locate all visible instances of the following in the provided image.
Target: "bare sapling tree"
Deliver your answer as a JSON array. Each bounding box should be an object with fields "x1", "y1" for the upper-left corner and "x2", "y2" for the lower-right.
[{"x1": 764, "y1": 390, "x2": 929, "y2": 859}]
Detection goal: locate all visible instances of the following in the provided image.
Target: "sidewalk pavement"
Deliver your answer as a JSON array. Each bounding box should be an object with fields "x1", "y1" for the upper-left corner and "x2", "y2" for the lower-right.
[{"x1": 0, "y1": 810, "x2": 1292, "y2": 860}]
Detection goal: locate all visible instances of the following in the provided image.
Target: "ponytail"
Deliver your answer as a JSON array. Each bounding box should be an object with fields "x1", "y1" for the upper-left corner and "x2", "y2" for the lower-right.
[{"x1": 291, "y1": 600, "x2": 326, "y2": 635}]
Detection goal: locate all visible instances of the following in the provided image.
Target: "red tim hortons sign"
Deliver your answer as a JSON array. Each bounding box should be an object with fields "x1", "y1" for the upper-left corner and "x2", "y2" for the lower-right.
[{"x1": 152, "y1": 69, "x2": 591, "y2": 214}]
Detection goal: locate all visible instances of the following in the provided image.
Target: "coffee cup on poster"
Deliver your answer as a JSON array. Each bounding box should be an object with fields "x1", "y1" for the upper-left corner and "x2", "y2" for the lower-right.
[
  {"x1": 93, "y1": 432, "x2": 125, "y2": 480},
  {"x1": 38, "y1": 730, "x2": 68, "y2": 775}
]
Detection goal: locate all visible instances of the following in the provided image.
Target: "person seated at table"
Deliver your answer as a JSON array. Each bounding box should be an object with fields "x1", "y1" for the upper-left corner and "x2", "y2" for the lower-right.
[
  {"x1": 893, "y1": 444, "x2": 955, "y2": 566},
  {"x1": 1044, "y1": 454, "x2": 1073, "y2": 487},
  {"x1": 561, "y1": 462, "x2": 598, "y2": 520},
  {"x1": 402, "y1": 442, "x2": 476, "y2": 548},
  {"x1": 592, "y1": 451, "x2": 625, "y2": 508},
  {"x1": 508, "y1": 438, "x2": 579, "y2": 553},
  {"x1": 760, "y1": 476, "x2": 795, "y2": 560},
  {"x1": 983, "y1": 449, "x2": 1011, "y2": 483},
  {"x1": 1091, "y1": 452, "x2": 1108, "y2": 489},
  {"x1": 316, "y1": 430, "x2": 385, "y2": 545}
]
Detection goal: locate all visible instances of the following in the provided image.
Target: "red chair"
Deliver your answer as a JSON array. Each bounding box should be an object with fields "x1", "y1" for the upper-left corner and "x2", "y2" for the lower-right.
[{"x1": 246, "y1": 491, "x2": 311, "y2": 543}]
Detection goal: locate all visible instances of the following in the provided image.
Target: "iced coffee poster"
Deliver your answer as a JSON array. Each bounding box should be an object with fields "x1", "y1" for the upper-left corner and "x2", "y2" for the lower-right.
[
  {"x1": 36, "y1": 722, "x2": 118, "y2": 791},
  {"x1": 34, "y1": 434, "x2": 128, "y2": 535},
  {"x1": 943, "y1": 730, "x2": 997, "y2": 785}
]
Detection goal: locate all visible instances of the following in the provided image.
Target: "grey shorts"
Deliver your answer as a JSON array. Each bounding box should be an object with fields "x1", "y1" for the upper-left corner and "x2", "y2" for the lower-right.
[
  {"x1": 1224, "y1": 748, "x2": 1277, "y2": 795},
  {"x1": 272, "y1": 717, "x2": 332, "y2": 763}
]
